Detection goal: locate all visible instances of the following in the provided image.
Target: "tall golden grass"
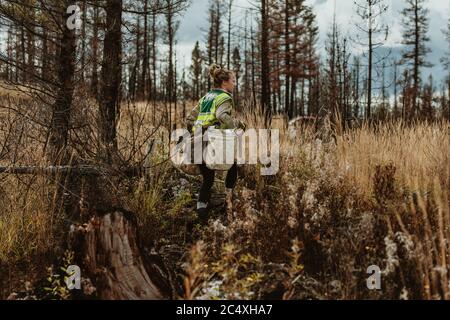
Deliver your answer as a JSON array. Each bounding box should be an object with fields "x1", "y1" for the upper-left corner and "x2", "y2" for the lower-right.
[{"x1": 1, "y1": 95, "x2": 449, "y2": 299}]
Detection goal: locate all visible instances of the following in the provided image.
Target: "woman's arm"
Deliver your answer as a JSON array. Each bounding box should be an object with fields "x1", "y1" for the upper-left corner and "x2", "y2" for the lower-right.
[{"x1": 216, "y1": 101, "x2": 245, "y2": 129}]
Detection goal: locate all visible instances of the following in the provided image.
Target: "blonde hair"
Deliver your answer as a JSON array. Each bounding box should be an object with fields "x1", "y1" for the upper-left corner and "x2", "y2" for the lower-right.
[{"x1": 209, "y1": 64, "x2": 234, "y2": 88}]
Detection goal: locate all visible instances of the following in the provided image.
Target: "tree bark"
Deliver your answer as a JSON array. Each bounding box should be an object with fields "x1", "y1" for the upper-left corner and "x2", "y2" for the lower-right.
[
  {"x1": 284, "y1": 0, "x2": 291, "y2": 118},
  {"x1": 227, "y1": 0, "x2": 233, "y2": 69},
  {"x1": 47, "y1": 5, "x2": 76, "y2": 163},
  {"x1": 72, "y1": 210, "x2": 170, "y2": 300},
  {"x1": 367, "y1": 1, "x2": 373, "y2": 119},
  {"x1": 100, "y1": 0, "x2": 122, "y2": 163},
  {"x1": 413, "y1": 0, "x2": 420, "y2": 118},
  {"x1": 260, "y1": 0, "x2": 271, "y2": 120},
  {"x1": 141, "y1": 0, "x2": 150, "y2": 101},
  {"x1": 91, "y1": 4, "x2": 100, "y2": 99},
  {"x1": 151, "y1": 10, "x2": 157, "y2": 119}
]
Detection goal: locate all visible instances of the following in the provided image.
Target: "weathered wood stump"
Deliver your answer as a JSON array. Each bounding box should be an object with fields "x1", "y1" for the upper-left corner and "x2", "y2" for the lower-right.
[
  {"x1": 76, "y1": 210, "x2": 169, "y2": 299},
  {"x1": 68, "y1": 171, "x2": 172, "y2": 300}
]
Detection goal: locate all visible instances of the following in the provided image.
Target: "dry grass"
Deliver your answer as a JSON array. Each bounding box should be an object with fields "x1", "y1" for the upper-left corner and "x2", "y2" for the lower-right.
[
  {"x1": 0, "y1": 175, "x2": 63, "y2": 263},
  {"x1": 1, "y1": 93, "x2": 449, "y2": 299},
  {"x1": 334, "y1": 121, "x2": 449, "y2": 199}
]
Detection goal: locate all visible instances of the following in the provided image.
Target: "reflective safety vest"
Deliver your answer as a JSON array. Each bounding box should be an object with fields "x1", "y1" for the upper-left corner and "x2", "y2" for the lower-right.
[{"x1": 192, "y1": 89, "x2": 233, "y2": 132}]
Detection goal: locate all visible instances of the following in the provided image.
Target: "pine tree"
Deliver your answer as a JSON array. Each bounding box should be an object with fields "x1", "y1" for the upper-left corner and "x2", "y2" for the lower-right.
[
  {"x1": 420, "y1": 74, "x2": 435, "y2": 120},
  {"x1": 304, "y1": 6, "x2": 319, "y2": 117},
  {"x1": 190, "y1": 41, "x2": 203, "y2": 100},
  {"x1": 232, "y1": 46, "x2": 241, "y2": 106},
  {"x1": 324, "y1": 12, "x2": 339, "y2": 118},
  {"x1": 205, "y1": 0, "x2": 223, "y2": 88}
]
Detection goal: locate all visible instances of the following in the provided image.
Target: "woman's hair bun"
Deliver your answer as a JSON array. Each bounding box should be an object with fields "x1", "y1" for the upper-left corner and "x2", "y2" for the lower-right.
[
  {"x1": 209, "y1": 64, "x2": 222, "y2": 79},
  {"x1": 209, "y1": 63, "x2": 233, "y2": 87}
]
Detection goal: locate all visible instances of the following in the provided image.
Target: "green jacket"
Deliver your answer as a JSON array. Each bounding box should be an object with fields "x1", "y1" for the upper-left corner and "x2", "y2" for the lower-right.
[{"x1": 186, "y1": 89, "x2": 242, "y2": 133}]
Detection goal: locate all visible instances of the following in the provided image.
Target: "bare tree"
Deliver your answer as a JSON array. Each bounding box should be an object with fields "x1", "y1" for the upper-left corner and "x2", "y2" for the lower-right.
[
  {"x1": 226, "y1": 0, "x2": 234, "y2": 69},
  {"x1": 260, "y1": 0, "x2": 271, "y2": 119},
  {"x1": 354, "y1": 0, "x2": 389, "y2": 119},
  {"x1": 401, "y1": 0, "x2": 432, "y2": 119},
  {"x1": 139, "y1": 0, "x2": 151, "y2": 101},
  {"x1": 47, "y1": 1, "x2": 77, "y2": 164},
  {"x1": 164, "y1": 0, "x2": 178, "y2": 130},
  {"x1": 99, "y1": 0, "x2": 123, "y2": 163},
  {"x1": 91, "y1": 3, "x2": 101, "y2": 99},
  {"x1": 151, "y1": 8, "x2": 158, "y2": 116}
]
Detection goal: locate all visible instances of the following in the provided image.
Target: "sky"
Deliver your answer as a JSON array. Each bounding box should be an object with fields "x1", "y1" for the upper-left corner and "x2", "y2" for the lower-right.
[{"x1": 176, "y1": 0, "x2": 450, "y2": 89}]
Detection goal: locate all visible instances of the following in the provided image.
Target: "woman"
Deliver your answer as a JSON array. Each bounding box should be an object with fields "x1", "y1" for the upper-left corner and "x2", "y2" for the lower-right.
[{"x1": 186, "y1": 64, "x2": 245, "y2": 223}]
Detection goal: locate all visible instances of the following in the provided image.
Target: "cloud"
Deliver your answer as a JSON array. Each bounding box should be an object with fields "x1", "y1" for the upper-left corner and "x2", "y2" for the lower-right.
[{"x1": 177, "y1": 0, "x2": 449, "y2": 84}]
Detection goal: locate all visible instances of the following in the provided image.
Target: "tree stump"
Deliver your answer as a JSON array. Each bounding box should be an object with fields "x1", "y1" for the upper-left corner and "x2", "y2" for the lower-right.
[
  {"x1": 71, "y1": 174, "x2": 171, "y2": 300},
  {"x1": 72, "y1": 210, "x2": 171, "y2": 299}
]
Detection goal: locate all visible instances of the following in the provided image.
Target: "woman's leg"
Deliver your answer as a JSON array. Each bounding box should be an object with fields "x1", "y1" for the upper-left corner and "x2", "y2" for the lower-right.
[
  {"x1": 225, "y1": 163, "x2": 238, "y2": 189},
  {"x1": 198, "y1": 163, "x2": 215, "y2": 205},
  {"x1": 225, "y1": 163, "x2": 238, "y2": 223}
]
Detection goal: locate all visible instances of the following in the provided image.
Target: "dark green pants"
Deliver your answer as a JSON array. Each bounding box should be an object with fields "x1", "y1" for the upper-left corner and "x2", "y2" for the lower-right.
[{"x1": 198, "y1": 163, "x2": 237, "y2": 204}]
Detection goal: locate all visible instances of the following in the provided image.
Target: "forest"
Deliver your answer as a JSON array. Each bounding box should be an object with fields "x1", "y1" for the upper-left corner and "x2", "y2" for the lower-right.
[{"x1": 0, "y1": 0, "x2": 449, "y2": 300}]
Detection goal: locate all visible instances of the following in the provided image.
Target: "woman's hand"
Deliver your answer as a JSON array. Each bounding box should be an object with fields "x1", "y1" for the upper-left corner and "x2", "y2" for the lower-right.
[
  {"x1": 235, "y1": 121, "x2": 246, "y2": 137},
  {"x1": 238, "y1": 120, "x2": 247, "y2": 131}
]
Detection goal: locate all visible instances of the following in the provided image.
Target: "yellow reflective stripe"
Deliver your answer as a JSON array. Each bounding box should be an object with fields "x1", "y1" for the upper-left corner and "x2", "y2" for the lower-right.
[{"x1": 213, "y1": 93, "x2": 231, "y2": 109}]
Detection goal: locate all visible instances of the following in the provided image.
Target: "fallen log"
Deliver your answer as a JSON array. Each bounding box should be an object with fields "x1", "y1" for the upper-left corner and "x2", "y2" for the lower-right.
[{"x1": 0, "y1": 165, "x2": 147, "y2": 177}]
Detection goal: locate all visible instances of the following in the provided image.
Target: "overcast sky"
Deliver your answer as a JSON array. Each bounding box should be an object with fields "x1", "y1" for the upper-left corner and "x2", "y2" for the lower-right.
[{"x1": 176, "y1": 0, "x2": 450, "y2": 88}]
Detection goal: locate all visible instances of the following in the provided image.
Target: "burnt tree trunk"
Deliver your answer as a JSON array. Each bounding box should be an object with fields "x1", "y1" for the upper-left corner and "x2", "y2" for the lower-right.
[
  {"x1": 72, "y1": 209, "x2": 170, "y2": 299},
  {"x1": 260, "y1": 0, "x2": 271, "y2": 122},
  {"x1": 99, "y1": 0, "x2": 122, "y2": 163},
  {"x1": 91, "y1": 4, "x2": 100, "y2": 99},
  {"x1": 47, "y1": 5, "x2": 76, "y2": 163},
  {"x1": 67, "y1": 171, "x2": 172, "y2": 299},
  {"x1": 43, "y1": 1, "x2": 78, "y2": 222},
  {"x1": 367, "y1": 2, "x2": 373, "y2": 119},
  {"x1": 139, "y1": 0, "x2": 149, "y2": 101},
  {"x1": 284, "y1": 0, "x2": 291, "y2": 118}
]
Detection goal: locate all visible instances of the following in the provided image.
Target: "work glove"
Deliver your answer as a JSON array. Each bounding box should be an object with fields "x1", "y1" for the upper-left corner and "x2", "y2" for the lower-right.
[{"x1": 237, "y1": 120, "x2": 247, "y2": 131}]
